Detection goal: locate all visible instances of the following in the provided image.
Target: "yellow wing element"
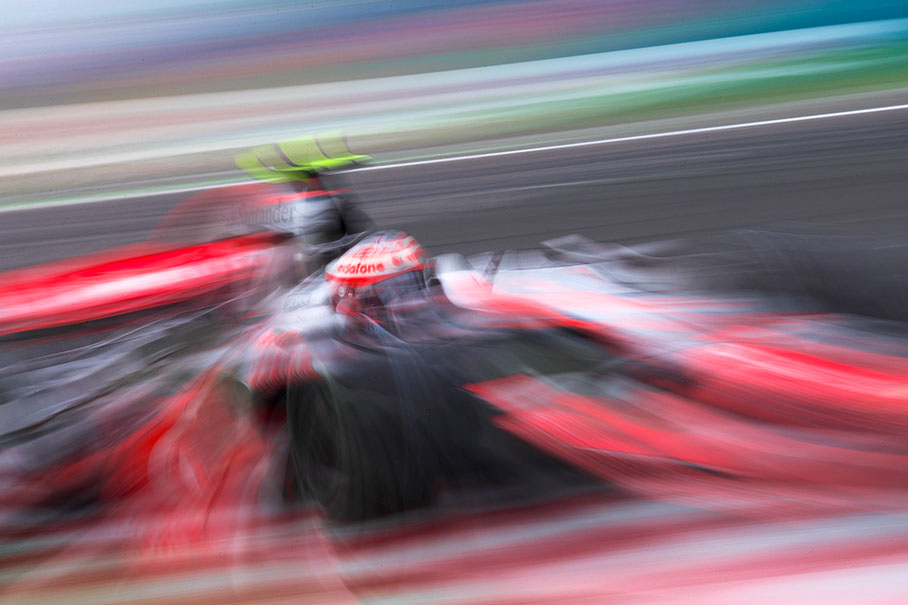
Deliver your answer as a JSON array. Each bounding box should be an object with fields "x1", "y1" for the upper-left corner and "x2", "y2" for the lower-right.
[{"x1": 235, "y1": 133, "x2": 371, "y2": 183}]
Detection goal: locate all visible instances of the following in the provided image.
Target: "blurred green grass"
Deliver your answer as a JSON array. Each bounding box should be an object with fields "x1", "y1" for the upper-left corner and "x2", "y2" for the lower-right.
[{"x1": 379, "y1": 41, "x2": 908, "y2": 146}]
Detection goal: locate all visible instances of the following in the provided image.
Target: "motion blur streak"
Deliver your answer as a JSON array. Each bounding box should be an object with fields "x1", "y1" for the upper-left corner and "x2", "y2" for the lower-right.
[
  {"x1": 3, "y1": 1, "x2": 908, "y2": 604},
  {"x1": 4, "y1": 222, "x2": 908, "y2": 604},
  {"x1": 4, "y1": 0, "x2": 908, "y2": 105},
  {"x1": 2, "y1": 3, "x2": 908, "y2": 198}
]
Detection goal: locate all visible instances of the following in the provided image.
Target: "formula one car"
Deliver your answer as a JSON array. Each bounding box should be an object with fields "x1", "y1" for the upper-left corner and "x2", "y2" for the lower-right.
[
  {"x1": 0, "y1": 136, "x2": 374, "y2": 527},
  {"x1": 240, "y1": 230, "x2": 908, "y2": 522},
  {"x1": 0, "y1": 134, "x2": 373, "y2": 338},
  {"x1": 2, "y1": 207, "x2": 908, "y2": 531}
]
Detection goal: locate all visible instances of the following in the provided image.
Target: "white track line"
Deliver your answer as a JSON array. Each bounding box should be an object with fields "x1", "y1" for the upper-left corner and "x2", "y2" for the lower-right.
[
  {"x1": 357, "y1": 103, "x2": 908, "y2": 171},
  {"x1": 4, "y1": 102, "x2": 907, "y2": 212}
]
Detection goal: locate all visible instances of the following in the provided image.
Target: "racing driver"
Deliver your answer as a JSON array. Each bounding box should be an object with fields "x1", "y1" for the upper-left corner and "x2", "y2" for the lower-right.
[{"x1": 244, "y1": 231, "x2": 604, "y2": 521}]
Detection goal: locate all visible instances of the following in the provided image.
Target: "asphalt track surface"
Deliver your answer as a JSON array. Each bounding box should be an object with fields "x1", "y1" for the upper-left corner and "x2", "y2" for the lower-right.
[{"x1": 1, "y1": 105, "x2": 908, "y2": 273}]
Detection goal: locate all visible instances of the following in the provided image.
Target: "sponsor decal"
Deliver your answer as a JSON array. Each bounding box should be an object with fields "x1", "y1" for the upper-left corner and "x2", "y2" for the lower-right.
[
  {"x1": 329, "y1": 233, "x2": 426, "y2": 282},
  {"x1": 232, "y1": 203, "x2": 296, "y2": 226},
  {"x1": 334, "y1": 261, "x2": 387, "y2": 276}
]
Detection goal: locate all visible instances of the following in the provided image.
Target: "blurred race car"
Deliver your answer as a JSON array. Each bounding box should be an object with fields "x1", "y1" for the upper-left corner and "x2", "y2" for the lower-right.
[
  {"x1": 0, "y1": 135, "x2": 374, "y2": 527},
  {"x1": 242, "y1": 230, "x2": 908, "y2": 522},
  {"x1": 2, "y1": 181, "x2": 908, "y2": 532},
  {"x1": 0, "y1": 134, "x2": 374, "y2": 338}
]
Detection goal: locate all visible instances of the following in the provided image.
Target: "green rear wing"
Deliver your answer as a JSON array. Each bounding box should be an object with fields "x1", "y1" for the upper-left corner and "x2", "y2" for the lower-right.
[{"x1": 236, "y1": 132, "x2": 371, "y2": 183}]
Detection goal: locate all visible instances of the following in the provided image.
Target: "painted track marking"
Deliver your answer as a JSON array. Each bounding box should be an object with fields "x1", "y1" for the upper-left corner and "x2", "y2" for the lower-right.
[{"x1": 357, "y1": 103, "x2": 908, "y2": 171}]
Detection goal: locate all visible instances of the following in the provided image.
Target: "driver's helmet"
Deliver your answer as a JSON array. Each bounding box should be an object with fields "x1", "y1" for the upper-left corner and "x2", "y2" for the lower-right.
[{"x1": 325, "y1": 231, "x2": 428, "y2": 321}]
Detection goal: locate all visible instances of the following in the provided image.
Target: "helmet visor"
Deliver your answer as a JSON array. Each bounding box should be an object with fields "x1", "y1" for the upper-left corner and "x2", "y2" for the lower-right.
[{"x1": 330, "y1": 269, "x2": 425, "y2": 318}]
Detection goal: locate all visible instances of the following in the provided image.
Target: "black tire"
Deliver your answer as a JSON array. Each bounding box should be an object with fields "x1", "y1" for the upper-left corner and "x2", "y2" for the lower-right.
[{"x1": 286, "y1": 379, "x2": 434, "y2": 522}]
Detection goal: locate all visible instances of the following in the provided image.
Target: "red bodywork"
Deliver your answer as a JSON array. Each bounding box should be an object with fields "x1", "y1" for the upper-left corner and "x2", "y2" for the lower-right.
[
  {"x1": 2, "y1": 221, "x2": 908, "y2": 602},
  {"x1": 3, "y1": 208, "x2": 908, "y2": 518},
  {"x1": 0, "y1": 233, "x2": 284, "y2": 337},
  {"x1": 0, "y1": 181, "x2": 317, "y2": 336},
  {"x1": 0, "y1": 183, "x2": 301, "y2": 532},
  {"x1": 457, "y1": 269, "x2": 908, "y2": 515}
]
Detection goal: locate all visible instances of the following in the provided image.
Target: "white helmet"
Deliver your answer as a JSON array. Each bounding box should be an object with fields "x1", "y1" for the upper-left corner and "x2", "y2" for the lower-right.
[{"x1": 325, "y1": 231, "x2": 429, "y2": 322}]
